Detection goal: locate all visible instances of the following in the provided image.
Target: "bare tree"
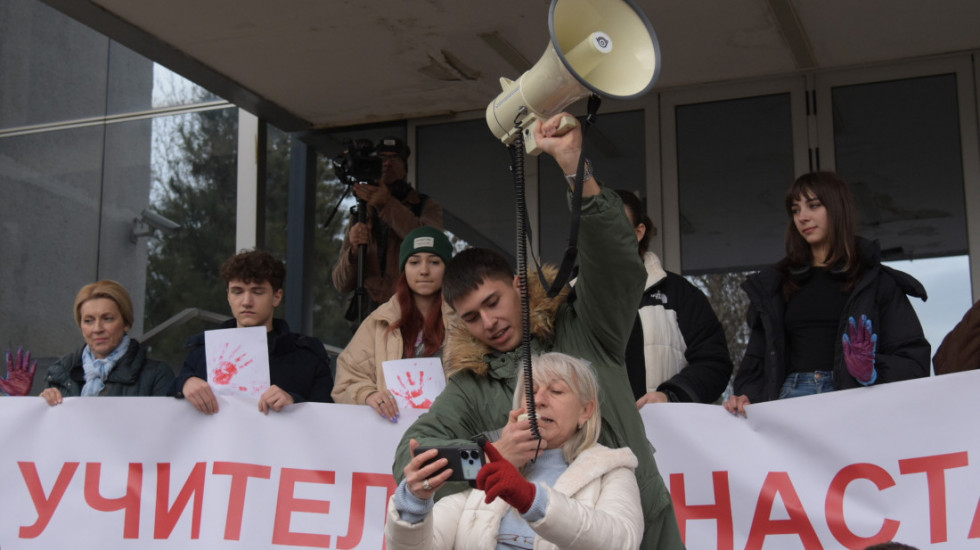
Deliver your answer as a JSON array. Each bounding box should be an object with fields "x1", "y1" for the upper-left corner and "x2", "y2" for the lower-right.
[{"x1": 687, "y1": 271, "x2": 756, "y2": 400}]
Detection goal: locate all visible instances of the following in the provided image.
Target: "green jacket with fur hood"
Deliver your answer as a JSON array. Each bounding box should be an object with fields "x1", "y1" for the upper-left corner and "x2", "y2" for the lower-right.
[{"x1": 393, "y1": 187, "x2": 684, "y2": 549}]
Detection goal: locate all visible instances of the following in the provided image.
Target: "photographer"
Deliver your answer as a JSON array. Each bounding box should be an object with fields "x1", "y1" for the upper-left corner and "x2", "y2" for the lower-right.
[{"x1": 332, "y1": 137, "x2": 443, "y2": 322}]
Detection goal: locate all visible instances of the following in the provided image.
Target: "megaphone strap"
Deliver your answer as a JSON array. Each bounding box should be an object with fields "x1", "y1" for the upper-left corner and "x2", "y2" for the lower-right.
[{"x1": 541, "y1": 94, "x2": 602, "y2": 298}]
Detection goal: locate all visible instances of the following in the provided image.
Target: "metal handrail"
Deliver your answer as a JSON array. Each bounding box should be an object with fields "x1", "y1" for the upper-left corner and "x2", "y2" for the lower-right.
[{"x1": 138, "y1": 308, "x2": 231, "y2": 346}]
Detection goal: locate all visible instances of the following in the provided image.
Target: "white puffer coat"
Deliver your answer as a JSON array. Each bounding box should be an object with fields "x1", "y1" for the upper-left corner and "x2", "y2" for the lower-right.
[{"x1": 384, "y1": 444, "x2": 642, "y2": 550}]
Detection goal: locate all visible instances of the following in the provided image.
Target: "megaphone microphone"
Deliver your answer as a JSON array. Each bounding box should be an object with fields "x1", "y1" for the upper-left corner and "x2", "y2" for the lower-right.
[{"x1": 486, "y1": 0, "x2": 661, "y2": 154}]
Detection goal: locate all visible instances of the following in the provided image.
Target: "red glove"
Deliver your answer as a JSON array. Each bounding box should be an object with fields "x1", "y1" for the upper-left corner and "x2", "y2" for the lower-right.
[
  {"x1": 842, "y1": 315, "x2": 877, "y2": 384},
  {"x1": 476, "y1": 441, "x2": 536, "y2": 513},
  {"x1": 1, "y1": 348, "x2": 37, "y2": 397}
]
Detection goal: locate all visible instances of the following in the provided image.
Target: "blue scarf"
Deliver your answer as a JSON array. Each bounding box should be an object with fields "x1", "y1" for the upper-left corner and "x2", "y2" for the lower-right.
[{"x1": 81, "y1": 335, "x2": 131, "y2": 397}]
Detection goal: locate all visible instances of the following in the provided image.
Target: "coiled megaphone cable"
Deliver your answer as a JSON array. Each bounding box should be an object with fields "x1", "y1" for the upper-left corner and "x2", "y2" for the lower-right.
[{"x1": 509, "y1": 129, "x2": 542, "y2": 452}]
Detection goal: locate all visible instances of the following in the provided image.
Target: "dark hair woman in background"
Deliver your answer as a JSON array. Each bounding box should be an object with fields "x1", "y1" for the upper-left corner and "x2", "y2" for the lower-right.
[
  {"x1": 724, "y1": 172, "x2": 930, "y2": 416},
  {"x1": 615, "y1": 189, "x2": 732, "y2": 408}
]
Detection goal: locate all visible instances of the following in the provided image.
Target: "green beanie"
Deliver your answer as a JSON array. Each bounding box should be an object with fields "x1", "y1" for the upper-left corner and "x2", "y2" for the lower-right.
[{"x1": 400, "y1": 226, "x2": 453, "y2": 270}]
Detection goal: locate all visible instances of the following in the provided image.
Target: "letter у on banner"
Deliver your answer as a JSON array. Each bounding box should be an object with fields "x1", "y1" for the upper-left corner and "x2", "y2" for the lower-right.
[{"x1": 18, "y1": 461, "x2": 80, "y2": 539}]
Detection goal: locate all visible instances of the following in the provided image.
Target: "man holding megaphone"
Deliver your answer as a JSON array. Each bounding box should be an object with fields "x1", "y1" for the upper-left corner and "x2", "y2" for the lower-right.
[{"x1": 393, "y1": 111, "x2": 685, "y2": 549}]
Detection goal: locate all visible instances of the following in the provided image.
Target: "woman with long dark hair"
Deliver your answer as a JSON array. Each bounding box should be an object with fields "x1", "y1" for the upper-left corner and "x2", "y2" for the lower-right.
[
  {"x1": 332, "y1": 226, "x2": 453, "y2": 421},
  {"x1": 724, "y1": 171, "x2": 930, "y2": 415}
]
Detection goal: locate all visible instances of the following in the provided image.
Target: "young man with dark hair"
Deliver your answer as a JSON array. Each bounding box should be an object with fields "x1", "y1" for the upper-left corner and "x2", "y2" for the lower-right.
[
  {"x1": 440, "y1": 247, "x2": 514, "y2": 307},
  {"x1": 170, "y1": 249, "x2": 334, "y2": 414},
  {"x1": 393, "y1": 114, "x2": 684, "y2": 549}
]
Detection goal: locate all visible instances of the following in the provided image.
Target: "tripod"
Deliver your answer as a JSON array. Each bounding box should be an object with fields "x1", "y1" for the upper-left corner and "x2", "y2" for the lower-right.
[
  {"x1": 351, "y1": 195, "x2": 370, "y2": 326},
  {"x1": 323, "y1": 182, "x2": 373, "y2": 328}
]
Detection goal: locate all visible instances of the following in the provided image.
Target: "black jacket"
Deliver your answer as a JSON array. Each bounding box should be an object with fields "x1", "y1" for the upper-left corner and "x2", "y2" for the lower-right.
[
  {"x1": 625, "y1": 252, "x2": 733, "y2": 403},
  {"x1": 169, "y1": 318, "x2": 334, "y2": 403},
  {"x1": 734, "y1": 238, "x2": 930, "y2": 403},
  {"x1": 46, "y1": 338, "x2": 173, "y2": 397}
]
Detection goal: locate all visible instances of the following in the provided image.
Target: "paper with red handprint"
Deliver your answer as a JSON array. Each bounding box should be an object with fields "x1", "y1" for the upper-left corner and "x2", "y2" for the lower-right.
[
  {"x1": 204, "y1": 326, "x2": 270, "y2": 398},
  {"x1": 382, "y1": 358, "x2": 445, "y2": 410}
]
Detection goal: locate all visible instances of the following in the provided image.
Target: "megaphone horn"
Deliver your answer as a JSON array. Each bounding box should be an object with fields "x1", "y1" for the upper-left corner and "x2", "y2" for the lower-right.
[{"x1": 486, "y1": 0, "x2": 661, "y2": 155}]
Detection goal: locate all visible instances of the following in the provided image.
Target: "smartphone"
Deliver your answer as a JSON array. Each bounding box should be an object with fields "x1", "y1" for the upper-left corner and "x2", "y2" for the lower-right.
[{"x1": 416, "y1": 444, "x2": 486, "y2": 486}]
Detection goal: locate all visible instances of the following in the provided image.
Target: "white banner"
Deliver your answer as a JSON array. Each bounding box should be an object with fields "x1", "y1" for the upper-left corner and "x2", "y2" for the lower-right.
[
  {"x1": 0, "y1": 371, "x2": 977, "y2": 549},
  {"x1": 0, "y1": 397, "x2": 423, "y2": 549},
  {"x1": 642, "y1": 369, "x2": 980, "y2": 549}
]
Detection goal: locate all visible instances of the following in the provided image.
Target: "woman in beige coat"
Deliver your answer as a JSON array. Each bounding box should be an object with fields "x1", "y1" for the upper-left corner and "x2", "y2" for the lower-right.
[{"x1": 332, "y1": 226, "x2": 453, "y2": 421}]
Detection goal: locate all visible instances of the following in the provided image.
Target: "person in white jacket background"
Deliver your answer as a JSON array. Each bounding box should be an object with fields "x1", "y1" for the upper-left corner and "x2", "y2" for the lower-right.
[
  {"x1": 615, "y1": 189, "x2": 733, "y2": 408},
  {"x1": 385, "y1": 352, "x2": 643, "y2": 550}
]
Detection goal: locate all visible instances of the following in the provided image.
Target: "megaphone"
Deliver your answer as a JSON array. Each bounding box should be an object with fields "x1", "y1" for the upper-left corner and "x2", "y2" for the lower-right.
[{"x1": 486, "y1": 0, "x2": 661, "y2": 155}]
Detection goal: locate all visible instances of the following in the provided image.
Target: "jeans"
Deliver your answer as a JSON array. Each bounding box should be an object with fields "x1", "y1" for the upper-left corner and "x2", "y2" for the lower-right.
[{"x1": 779, "y1": 371, "x2": 835, "y2": 399}]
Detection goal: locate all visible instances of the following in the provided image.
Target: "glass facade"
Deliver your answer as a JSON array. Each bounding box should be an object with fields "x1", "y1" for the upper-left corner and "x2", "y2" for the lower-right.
[
  {"x1": 415, "y1": 111, "x2": 648, "y2": 266},
  {"x1": 0, "y1": 1, "x2": 124, "y2": 129},
  {"x1": 144, "y1": 108, "x2": 238, "y2": 369},
  {"x1": 0, "y1": 0, "x2": 236, "y2": 381},
  {"x1": 152, "y1": 65, "x2": 223, "y2": 110},
  {"x1": 539, "y1": 110, "x2": 647, "y2": 264},
  {"x1": 831, "y1": 74, "x2": 968, "y2": 260},
  {"x1": 676, "y1": 93, "x2": 797, "y2": 273},
  {"x1": 417, "y1": 118, "x2": 516, "y2": 259}
]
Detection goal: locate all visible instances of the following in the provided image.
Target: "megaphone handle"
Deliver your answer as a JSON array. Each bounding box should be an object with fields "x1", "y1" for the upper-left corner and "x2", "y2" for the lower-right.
[
  {"x1": 523, "y1": 115, "x2": 579, "y2": 156},
  {"x1": 552, "y1": 115, "x2": 578, "y2": 136}
]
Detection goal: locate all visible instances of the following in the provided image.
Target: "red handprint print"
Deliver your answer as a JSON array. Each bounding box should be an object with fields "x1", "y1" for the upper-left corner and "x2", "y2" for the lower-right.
[
  {"x1": 390, "y1": 370, "x2": 432, "y2": 409},
  {"x1": 211, "y1": 343, "x2": 254, "y2": 385},
  {"x1": 1, "y1": 347, "x2": 38, "y2": 396}
]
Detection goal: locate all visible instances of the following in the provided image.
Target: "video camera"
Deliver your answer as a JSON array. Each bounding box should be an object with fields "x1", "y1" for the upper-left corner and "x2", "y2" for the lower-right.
[{"x1": 332, "y1": 138, "x2": 382, "y2": 184}]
